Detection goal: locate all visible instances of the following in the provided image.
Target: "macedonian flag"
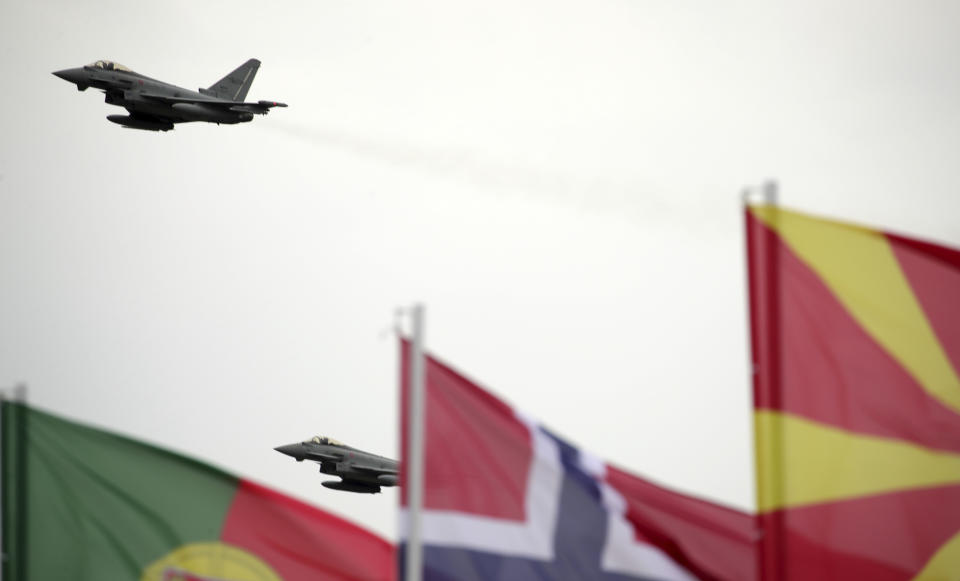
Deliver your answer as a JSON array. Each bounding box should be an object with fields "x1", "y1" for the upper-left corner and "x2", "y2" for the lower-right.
[
  {"x1": 1, "y1": 401, "x2": 394, "y2": 581},
  {"x1": 745, "y1": 204, "x2": 960, "y2": 580}
]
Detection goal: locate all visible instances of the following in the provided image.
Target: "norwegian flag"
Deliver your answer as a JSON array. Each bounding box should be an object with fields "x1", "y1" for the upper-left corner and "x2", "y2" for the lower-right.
[{"x1": 399, "y1": 340, "x2": 755, "y2": 581}]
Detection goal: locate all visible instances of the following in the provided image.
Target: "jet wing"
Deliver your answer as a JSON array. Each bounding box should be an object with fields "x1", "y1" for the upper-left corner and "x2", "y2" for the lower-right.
[
  {"x1": 352, "y1": 463, "x2": 398, "y2": 475},
  {"x1": 139, "y1": 93, "x2": 287, "y2": 113}
]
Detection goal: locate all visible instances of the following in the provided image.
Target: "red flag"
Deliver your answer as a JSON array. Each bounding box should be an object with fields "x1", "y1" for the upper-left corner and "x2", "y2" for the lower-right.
[
  {"x1": 746, "y1": 204, "x2": 960, "y2": 580},
  {"x1": 399, "y1": 339, "x2": 755, "y2": 580}
]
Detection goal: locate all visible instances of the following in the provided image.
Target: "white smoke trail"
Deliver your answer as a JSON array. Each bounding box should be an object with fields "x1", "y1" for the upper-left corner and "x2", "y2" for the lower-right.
[{"x1": 261, "y1": 119, "x2": 732, "y2": 232}]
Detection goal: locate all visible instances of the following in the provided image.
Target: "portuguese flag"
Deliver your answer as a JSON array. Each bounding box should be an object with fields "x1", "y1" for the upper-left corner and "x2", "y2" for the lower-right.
[
  {"x1": 746, "y1": 204, "x2": 960, "y2": 580},
  {"x1": 1, "y1": 402, "x2": 395, "y2": 581}
]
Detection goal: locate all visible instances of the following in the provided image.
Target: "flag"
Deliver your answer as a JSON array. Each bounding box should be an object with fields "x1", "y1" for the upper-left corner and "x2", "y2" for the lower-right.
[
  {"x1": 1, "y1": 401, "x2": 395, "y2": 581},
  {"x1": 398, "y1": 340, "x2": 755, "y2": 580},
  {"x1": 745, "y1": 204, "x2": 960, "y2": 580}
]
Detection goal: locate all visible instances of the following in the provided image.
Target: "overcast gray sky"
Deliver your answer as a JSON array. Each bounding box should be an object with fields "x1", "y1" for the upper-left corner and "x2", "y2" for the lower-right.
[{"x1": 2, "y1": 1, "x2": 959, "y2": 540}]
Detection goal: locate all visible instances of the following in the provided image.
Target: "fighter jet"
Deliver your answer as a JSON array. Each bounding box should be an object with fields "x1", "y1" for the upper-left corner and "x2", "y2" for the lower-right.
[
  {"x1": 52, "y1": 59, "x2": 286, "y2": 131},
  {"x1": 275, "y1": 436, "x2": 399, "y2": 494}
]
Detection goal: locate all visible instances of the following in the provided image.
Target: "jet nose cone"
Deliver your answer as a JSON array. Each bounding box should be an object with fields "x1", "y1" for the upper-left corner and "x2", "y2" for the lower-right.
[
  {"x1": 274, "y1": 443, "x2": 306, "y2": 461},
  {"x1": 52, "y1": 68, "x2": 83, "y2": 84}
]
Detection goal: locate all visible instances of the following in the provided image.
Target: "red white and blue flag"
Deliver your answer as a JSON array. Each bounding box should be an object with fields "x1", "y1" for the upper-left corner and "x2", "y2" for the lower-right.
[{"x1": 399, "y1": 340, "x2": 755, "y2": 581}]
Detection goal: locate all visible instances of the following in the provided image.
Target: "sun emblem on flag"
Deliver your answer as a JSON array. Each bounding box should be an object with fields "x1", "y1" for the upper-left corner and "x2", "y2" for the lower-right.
[
  {"x1": 748, "y1": 205, "x2": 960, "y2": 579},
  {"x1": 141, "y1": 542, "x2": 282, "y2": 581}
]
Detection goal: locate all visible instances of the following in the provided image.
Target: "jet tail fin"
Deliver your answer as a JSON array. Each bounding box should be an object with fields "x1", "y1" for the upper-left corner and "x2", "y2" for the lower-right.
[{"x1": 203, "y1": 58, "x2": 261, "y2": 102}]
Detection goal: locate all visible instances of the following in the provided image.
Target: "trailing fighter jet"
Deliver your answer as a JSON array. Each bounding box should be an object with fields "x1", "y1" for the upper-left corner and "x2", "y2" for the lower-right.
[
  {"x1": 52, "y1": 59, "x2": 286, "y2": 131},
  {"x1": 275, "y1": 436, "x2": 399, "y2": 494}
]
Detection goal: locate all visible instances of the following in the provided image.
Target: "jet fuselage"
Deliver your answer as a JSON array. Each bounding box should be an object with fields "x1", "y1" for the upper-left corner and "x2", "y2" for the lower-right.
[{"x1": 53, "y1": 59, "x2": 286, "y2": 131}]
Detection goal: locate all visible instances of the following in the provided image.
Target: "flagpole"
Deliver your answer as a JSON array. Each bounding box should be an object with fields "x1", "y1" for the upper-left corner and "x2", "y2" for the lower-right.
[
  {"x1": 763, "y1": 180, "x2": 784, "y2": 581},
  {"x1": 1, "y1": 384, "x2": 28, "y2": 581},
  {"x1": 405, "y1": 304, "x2": 426, "y2": 581},
  {"x1": 0, "y1": 387, "x2": 4, "y2": 581},
  {"x1": 744, "y1": 181, "x2": 783, "y2": 581}
]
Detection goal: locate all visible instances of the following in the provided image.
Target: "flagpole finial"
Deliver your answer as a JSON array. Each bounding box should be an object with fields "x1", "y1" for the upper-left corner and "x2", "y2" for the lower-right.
[
  {"x1": 762, "y1": 180, "x2": 779, "y2": 205},
  {"x1": 741, "y1": 180, "x2": 780, "y2": 206},
  {"x1": 1, "y1": 382, "x2": 28, "y2": 402},
  {"x1": 391, "y1": 303, "x2": 427, "y2": 338}
]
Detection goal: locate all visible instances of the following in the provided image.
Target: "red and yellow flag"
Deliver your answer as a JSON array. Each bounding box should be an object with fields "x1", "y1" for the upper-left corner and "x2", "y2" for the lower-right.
[{"x1": 746, "y1": 204, "x2": 960, "y2": 580}]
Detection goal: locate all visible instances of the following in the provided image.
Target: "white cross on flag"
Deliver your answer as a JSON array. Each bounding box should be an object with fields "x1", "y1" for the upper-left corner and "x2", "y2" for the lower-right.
[{"x1": 398, "y1": 340, "x2": 754, "y2": 580}]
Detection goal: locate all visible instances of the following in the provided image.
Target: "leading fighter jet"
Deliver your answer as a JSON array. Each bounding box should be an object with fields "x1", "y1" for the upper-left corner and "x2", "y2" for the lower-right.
[
  {"x1": 52, "y1": 59, "x2": 286, "y2": 131},
  {"x1": 275, "y1": 436, "x2": 399, "y2": 494}
]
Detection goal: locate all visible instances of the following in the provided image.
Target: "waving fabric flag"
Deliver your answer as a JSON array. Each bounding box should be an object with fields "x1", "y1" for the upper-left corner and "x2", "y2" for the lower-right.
[
  {"x1": 398, "y1": 340, "x2": 755, "y2": 581},
  {"x1": 1, "y1": 401, "x2": 395, "y2": 581},
  {"x1": 746, "y1": 204, "x2": 960, "y2": 580}
]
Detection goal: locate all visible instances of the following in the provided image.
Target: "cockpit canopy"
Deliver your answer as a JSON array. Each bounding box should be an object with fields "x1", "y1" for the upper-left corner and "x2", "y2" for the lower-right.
[
  {"x1": 309, "y1": 435, "x2": 345, "y2": 447},
  {"x1": 87, "y1": 60, "x2": 132, "y2": 72}
]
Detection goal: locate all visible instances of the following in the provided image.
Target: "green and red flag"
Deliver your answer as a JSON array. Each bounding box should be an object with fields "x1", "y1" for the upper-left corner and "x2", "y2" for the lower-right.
[
  {"x1": 1, "y1": 402, "x2": 395, "y2": 581},
  {"x1": 745, "y1": 204, "x2": 960, "y2": 580}
]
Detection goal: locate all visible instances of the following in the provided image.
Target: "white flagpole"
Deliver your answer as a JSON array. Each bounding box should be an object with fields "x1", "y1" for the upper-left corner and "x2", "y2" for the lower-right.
[{"x1": 405, "y1": 304, "x2": 426, "y2": 581}]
